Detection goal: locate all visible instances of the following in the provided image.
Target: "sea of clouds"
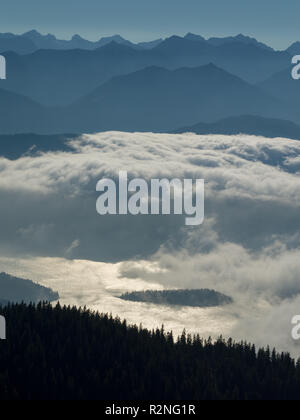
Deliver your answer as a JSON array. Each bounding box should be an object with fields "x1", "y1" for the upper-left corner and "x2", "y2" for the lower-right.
[{"x1": 1, "y1": 131, "x2": 300, "y2": 356}]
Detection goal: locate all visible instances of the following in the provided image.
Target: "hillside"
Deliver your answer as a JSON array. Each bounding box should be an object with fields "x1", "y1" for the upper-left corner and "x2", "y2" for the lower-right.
[
  {"x1": 0, "y1": 273, "x2": 59, "y2": 304},
  {"x1": 0, "y1": 133, "x2": 77, "y2": 159},
  {"x1": 259, "y1": 67, "x2": 300, "y2": 107},
  {"x1": 0, "y1": 87, "x2": 49, "y2": 134},
  {"x1": 175, "y1": 115, "x2": 300, "y2": 140},
  {"x1": 0, "y1": 303, "x2": 299, "y2": 400}
]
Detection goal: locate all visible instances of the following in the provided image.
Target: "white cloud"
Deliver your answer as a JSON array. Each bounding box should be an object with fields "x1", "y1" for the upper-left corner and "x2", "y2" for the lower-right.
[{"x1": 1, "y1": 131, "x2": 300, "y2": 355}]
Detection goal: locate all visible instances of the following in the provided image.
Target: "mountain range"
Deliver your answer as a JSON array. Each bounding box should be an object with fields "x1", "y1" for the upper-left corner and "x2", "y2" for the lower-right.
[
  {"x1": 62, "y1": 64, "x2": 296, "y2": 133},
  {"x1": 175, "y1": 115, "x2": 300, "y2": 140},
  {"x1": 0, "y1": 30, "x2": 295, "y2": 54},
  {"x1": 2, "y1": 115, "x2": 300, "y2": 161},
  {"x1": 0, "y1": 64, "x2": 298, "y2": 134},
  {"x1": 0, "y1": 30, "x2": 163, "y2": 54},
  {"x1": 0, "y1": 34, "x2": 37, "y2": 54},
  {"x1": 259, "y1": 67, "x2": 300, "y2": 107},
  {"x1": 0, "y1": 31, "x2": 299, "y2": 136},
  {"x1": 0, "y1": 33, "x2": 293, "y2": 107}
]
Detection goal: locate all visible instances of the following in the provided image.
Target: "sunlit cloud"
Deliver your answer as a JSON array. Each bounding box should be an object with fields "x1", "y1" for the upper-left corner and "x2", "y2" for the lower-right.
[{"x1": 1, "y1": 131, "x2": 300, "y2": 355}]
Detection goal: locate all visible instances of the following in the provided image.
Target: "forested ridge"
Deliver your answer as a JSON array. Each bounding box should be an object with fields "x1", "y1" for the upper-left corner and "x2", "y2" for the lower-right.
[
  {"x1": 120, "y1": 289, "x2": 232, "y2": 307},
  {"x1": 0, "y1": 303, "x2": 299, "y2": 400}
]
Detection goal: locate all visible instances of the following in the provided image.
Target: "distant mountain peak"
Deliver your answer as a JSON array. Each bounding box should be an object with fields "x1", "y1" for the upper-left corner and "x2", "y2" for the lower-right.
[
  {"x1": 23, "y1": 30, "x2": 57, "y2": 42},
  {"x1": 184, "y1": 33, "x2": 206, "y2": 42},
  {"x1": 155, "y1": 34, "x2": 212, "y2": 52},
  {"x1": 208, "y1": 33, "x2": 273, "y2": 51},
  {"x1": 165, "y1": 35, "x2": 184, "y2": 42},
  {"x1": 286, "y1": 41, "x2": 300, "y2": 55},
  {"x1": 90, "y1": 40, "x2": 137, "y2": 57},
  {"x1": 24, "y1": 30, "x2": 54, "y2": 39},
  {"x1": 137, "y1": 38, "x2": 163, "y2": 49},
  {"x1": 72, "y1": 34, "x2": 85, "y2": 41},
  {"x1": 99, "y1": 40, "x2": 133, "y2": 51},
  {"x1": 288, "y1": 41, "x2": 300, "y2": 46},
  {"x1": 23, "y1": 29, "x2": 40, "y2": 36},
  {"x1": 111, "y1": 34, "x2": 126, "y2": 41},
  {"x1": 175, "y1": 115, "x2": 300, "y2": 141},
  {"x1": 236, "y1": 33, "x2": 249, "y2": 40}
]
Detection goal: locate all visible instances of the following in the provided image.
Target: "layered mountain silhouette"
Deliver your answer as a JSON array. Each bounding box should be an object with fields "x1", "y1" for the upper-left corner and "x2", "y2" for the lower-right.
[
  {"x1": 0, "y1": 64, "x2": 298, "y2": 134},
  {"x1": 175, "y1": 115, "x2": 300, "y2": 140},
  {"x1": 207, "y1": 34, "x2": 274, "y2": 51},
  {"x1": 25, "y1": 30, "x2": 132, "y2": 49},
  {"x1": 0, "y1": 31, "x2": 299, "y2": 136},
  {"x1": 0, "y1": 30, "x2": 162, "y2": 53},
  {"x1": 0, "y1": 43, "x2": 151, "y2": 105},
  {"x1": 1, "y1": 29, "x2": 294, "y2": 55},
  {"x1": 62, "y1": 64, "x2": 296, "y2": 133},
  {"x1": 0, "y1": 87, "x2": 49, "y2": 134},
  {"x1": 0, "y1": 30, "x2": 277, "y2": 53},
  {"x1": 0, "y1": 33, "x2": 37, "y2": 54},
  {"x1": 259, "y1": 67, "x2": 300, "y2": 107},
  {"x1": 0, "y1": 35, "x2": 292, "y2": 106},
  {"x1": 184, "y1": 33, "x2": 206, "y2": 43}
]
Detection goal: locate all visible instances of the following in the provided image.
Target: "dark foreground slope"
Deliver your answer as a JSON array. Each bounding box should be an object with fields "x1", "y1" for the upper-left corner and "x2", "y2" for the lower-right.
[{"x1": 0, "y1": 303, "x2": 299, "y2": 400}]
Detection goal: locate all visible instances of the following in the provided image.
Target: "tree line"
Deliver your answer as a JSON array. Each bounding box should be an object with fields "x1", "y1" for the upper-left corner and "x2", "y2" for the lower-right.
[
  {"x1": 0, "y1": 302, "x2": 299, "y2": 400},
  {"x1": 120, "y1": 289, "x2": 232, "y2": 307}
]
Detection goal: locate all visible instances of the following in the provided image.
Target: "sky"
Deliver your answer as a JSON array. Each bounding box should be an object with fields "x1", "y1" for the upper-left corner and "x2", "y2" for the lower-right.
[{"x1": 0, "y1": 0, "x2": 299, "y2": 49}]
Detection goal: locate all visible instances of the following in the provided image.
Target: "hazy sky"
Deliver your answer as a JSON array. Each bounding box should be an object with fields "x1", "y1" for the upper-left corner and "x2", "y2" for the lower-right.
[{"x1": 0, "y1": 0, "x2": 299, "y2": 49}]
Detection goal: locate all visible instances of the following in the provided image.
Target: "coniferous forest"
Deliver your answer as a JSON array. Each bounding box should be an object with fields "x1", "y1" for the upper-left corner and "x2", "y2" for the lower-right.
[
  {"x1": 0, "y1": 303, "x2": 299, "y2": 400},
  {"x1": 120, "y1": 289, "x2": 233, "y2": 307}
]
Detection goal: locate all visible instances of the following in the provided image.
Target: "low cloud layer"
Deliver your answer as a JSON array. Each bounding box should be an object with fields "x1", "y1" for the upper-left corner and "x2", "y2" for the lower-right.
[{"x1": 1, "y1": 132, "x2": 300, "y2": 355}]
